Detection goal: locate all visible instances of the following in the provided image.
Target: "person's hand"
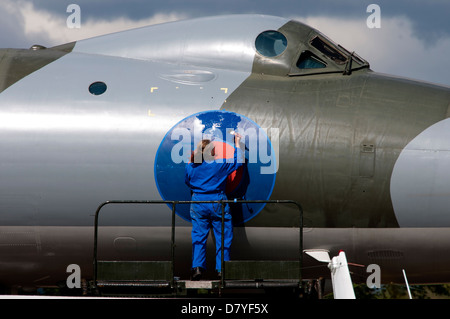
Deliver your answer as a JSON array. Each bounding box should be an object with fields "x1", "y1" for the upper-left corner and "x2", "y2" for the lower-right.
[{"x1": 234, "y1": 132, "x2": 242, "y2": 148}]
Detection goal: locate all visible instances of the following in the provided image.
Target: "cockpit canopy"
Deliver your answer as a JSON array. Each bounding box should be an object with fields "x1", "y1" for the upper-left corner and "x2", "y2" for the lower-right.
[{"x1": 252, "y1": 21, "x2": 369, "y2": 76}]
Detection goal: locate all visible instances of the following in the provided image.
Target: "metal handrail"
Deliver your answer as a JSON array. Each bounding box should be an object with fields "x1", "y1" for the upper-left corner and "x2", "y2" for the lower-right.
[
  {"x1": 93, "y1": 200, "x2": 178, "y2": 289},
  {"x1": 92, "y1": 199, "x2": 303, "y2": 290}
]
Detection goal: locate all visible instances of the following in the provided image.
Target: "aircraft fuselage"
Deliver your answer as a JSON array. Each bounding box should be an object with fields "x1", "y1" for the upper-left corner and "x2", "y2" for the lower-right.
[{"x1": 0, "y1": 15, "x2": 449, "y2": 290}]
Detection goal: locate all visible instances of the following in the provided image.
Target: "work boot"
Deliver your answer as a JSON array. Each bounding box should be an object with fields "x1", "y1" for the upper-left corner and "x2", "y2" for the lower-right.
[{"x1": 191, "y1": 267, "x2": 203, "y2": 281}]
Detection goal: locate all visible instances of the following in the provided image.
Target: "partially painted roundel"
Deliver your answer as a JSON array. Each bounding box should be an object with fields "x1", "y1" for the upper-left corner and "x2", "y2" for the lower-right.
[{"x1": 154, "y1": 110, "x2": 277, "y2": 225}]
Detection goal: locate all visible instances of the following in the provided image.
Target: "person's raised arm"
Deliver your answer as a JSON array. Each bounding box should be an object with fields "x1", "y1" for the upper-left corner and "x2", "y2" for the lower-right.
[{"x1": 234, "y1": 132, "x2": 241, "y2": 149}]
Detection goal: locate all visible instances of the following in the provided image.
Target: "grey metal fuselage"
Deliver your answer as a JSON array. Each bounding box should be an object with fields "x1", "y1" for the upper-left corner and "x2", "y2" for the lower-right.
[{"x1": 0, "y1": 15, "x2": 449, "y2": 289}]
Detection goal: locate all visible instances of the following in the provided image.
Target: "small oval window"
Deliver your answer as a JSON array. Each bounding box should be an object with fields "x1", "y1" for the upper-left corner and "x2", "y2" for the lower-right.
[
  {"x1": 89, "y1": 81, "x2": 107, "y2": 95},
  {"x1": 255, "y1": 31, "x2": 288, "y2": 57}
]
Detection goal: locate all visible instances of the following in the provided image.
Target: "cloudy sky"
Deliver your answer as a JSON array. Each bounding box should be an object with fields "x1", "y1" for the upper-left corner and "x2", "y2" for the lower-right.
[{"x1": 1, "y1": 0, "x2": 449, "y2": 86}]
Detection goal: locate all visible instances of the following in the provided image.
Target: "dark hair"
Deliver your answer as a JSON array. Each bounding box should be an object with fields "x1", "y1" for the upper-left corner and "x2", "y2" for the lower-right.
[
  {"x1": 197, "y1": 139, "x2": 211, "y2": 154},
  {"x1": 192, "y1": 139, "x2": 215, "y2": 163}
]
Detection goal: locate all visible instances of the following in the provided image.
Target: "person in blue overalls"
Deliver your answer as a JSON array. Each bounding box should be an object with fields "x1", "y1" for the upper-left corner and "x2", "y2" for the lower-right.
[{"x1": 185, "y1": 133, "x2": 243, "y2": 280}]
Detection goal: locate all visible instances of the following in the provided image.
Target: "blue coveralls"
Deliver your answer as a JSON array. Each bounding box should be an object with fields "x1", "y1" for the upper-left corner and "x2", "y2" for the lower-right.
[{"x1": 185, "y1": 146, "x2": 244, "y2": 272}]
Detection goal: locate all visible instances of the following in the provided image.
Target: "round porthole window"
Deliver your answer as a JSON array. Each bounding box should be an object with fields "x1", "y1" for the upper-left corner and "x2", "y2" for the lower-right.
[
  {"x1": 88, "y1": 81, "x2": 107, "y2": 95},
  {"x1": 255, "y1": 30, "x2": 288, "y2": 57}
]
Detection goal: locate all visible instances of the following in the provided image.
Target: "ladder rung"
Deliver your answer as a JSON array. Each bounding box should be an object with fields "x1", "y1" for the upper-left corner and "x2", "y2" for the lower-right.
[
  {"x1": 224, "y1": 260, "x2": 301, "y2": 280},
  {"x1": 97, "y1": 261, "x2": 173, "y2": 282},
  {"x1": 96, "y1": 280, "x2": 171, "y2": 288}
]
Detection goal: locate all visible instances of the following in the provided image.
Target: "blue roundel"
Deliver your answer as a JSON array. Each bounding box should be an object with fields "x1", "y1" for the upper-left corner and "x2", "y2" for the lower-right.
[{"x1": 154, "y1": 110, "x2": 277, "y2": 225}]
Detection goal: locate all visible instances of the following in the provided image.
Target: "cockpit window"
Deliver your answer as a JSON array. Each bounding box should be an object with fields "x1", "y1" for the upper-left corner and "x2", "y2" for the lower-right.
[
  {"x1": 297, "y1": 51, "x2": 326, "y2": 69},
  {"x1": 310, "y1": 36, "x2": 347, "y2": 65},
  {"x1": 255, "y1": 31, "x2": 288, "y2": 57}
]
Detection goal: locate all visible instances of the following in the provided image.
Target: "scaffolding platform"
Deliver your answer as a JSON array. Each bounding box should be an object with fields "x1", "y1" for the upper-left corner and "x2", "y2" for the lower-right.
[{"x1": 91, "y1": 200, "x2": 304, "y2": 297}]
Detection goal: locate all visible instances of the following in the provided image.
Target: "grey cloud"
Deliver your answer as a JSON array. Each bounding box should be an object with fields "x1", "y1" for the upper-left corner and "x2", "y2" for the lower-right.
[{"x1": 27, "y1": 0, "x2": 450, "y2": 42}]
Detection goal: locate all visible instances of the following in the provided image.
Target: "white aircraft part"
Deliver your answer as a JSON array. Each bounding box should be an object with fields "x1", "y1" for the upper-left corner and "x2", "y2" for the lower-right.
[
  {"x1": 402, "y1": 269, "x2": 412, "y2": 299},
  {"x1": 73, "y1": 15, "x2": 289, "y2": 73},
  {"x1": 328, "y1": 251, "x2": 356, "y2": 299},
  {"x1": 304, "y1": 249, "x2": 355, "y2": 299},
  {"x1": 391, "y1": 118, "x2": 450, "y2": 227},
  {"x1": 304, "y1": 249, "x2": 331, "y2": 263}
]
